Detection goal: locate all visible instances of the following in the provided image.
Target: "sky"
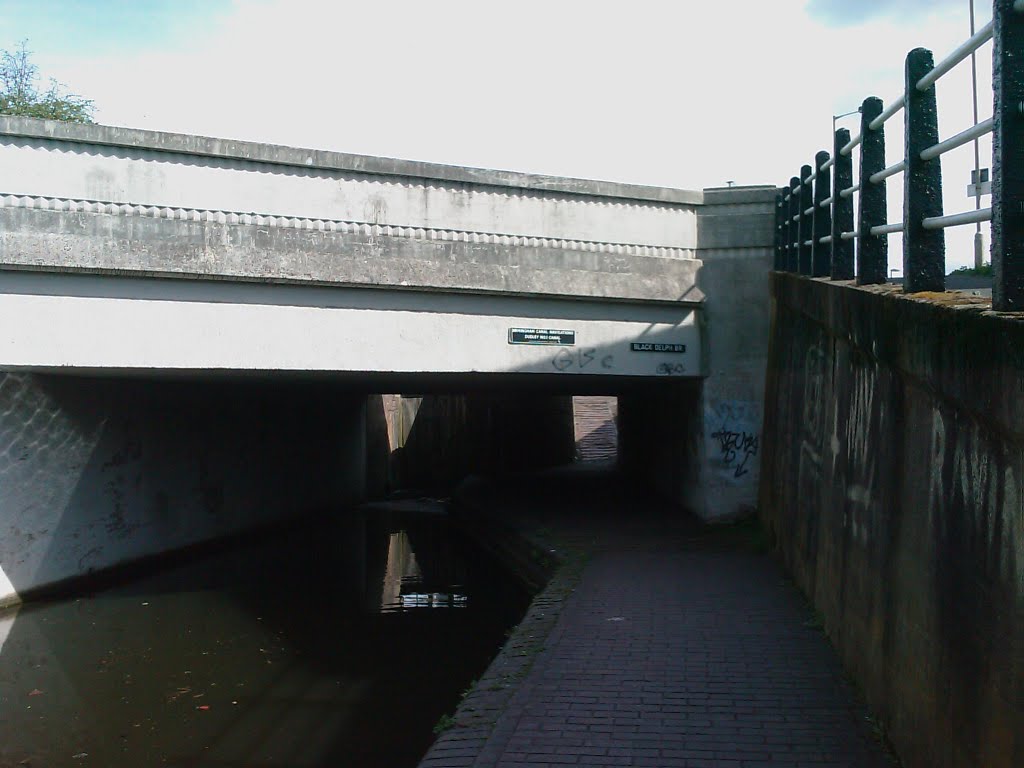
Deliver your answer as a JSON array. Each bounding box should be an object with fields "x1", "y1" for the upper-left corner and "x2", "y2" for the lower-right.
[{"x1": 0, "y1": 0, "x2": 997, "y2": 271}]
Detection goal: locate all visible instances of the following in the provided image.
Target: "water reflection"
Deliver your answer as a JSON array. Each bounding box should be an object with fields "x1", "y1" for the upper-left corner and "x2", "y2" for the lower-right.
[
  {"x1": 0, "y1": 507, "x2": 528, "y2": 768},
  {"x1": 380, "y1": 531, "x2": 468, "y2": 613}
]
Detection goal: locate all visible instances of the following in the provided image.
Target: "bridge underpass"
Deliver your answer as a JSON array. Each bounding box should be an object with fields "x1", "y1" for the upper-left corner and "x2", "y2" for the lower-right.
[
  {"x1": 0, "y1": 114, "x2": 818, "y2": 768},
  {"x1": 0, "y1": 364, "x2": 707, "y2": 605},
  {"x1": 0, "y1": 114, "x2": 775, "y2": 606},
  {"x1": 2, "y1": 2, "x2": 1019, "y2": 761}
]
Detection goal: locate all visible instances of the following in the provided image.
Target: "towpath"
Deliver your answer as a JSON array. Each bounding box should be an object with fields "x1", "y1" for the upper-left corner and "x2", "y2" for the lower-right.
[{"x1": 421, "y1": 469, "x2": 893, "y2": 767}]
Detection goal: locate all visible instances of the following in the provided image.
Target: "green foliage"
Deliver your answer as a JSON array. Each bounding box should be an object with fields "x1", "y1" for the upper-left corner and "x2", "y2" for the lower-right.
[
  {"x1": 432, "y1": 713, "x2": 456, "y2": 734},
  {"x1": 951, "y1": 262, "x2": 993, "y2": 277},
  {"x1": 0, "y1": 41, "x2": 94, "y2": 123}
]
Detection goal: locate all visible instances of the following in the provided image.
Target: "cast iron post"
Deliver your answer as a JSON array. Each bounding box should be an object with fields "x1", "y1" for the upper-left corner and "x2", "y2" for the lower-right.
[
  {"x1": 812, "y1": 150, "x2": 832, "y2": 277},
  {"x1": 831, "y1": 128, "x2": 855, "y2": 279},
  {"x1": 788, "y1": 176, "x2": 801, "y2": 272},
  {"x1": 774, "y1": 190, "x2": 786, "y2": 270},
  {"x1": 993, "y1": 0, "x2": 1024, "y2": 310},
  {"x1": 798, "y1": 164, "x2": 813, "y2": 275},
  {"x1": 858, "y1": 97, "x2": 888, "y2": 284},
  {"x1": 904, "y1": 48, "x2": 946, "y2": 292}
]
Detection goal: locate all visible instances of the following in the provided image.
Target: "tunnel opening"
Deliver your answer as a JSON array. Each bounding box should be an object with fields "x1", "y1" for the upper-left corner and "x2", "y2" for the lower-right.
[
  {"x1": 370, "y1": 392, "x2": 623, "y2": 499},
  {"x1": 0, "y1": 369, "x2": 706, "y2": 601},
  {"x1": 0, "y1": 369, "x2": 708, "y2": 767},
  {"x1": 362, "y1": 376, "x2": 705, "y2": 514},
  {"x1": 572, "y1": 395, "x2": 619, "y2": 463}
]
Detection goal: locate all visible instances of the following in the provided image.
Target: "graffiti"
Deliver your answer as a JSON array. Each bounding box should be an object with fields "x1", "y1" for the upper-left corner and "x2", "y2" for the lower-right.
[
  {"x1": 552, "y1": 350, "x2": 573, "y2": 371},
  {"x1": 705, "y1": 399, "x2": 761, "y2": 485},
  {"x1": 710, "y1": 424, "x2": 759, "y2": 478},
  {"x1": 656, "y1": 362, "x2": 686, "y2": 375},
  {"x1": 552, "y1": 348, "x2": 613, "y2": 371}
]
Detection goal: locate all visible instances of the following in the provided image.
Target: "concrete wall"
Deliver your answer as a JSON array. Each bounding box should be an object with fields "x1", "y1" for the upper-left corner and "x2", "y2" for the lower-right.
[
  {"x1": 614, "y1": 186, "x2": 775, "y2": 521},
  {"x1": 0, "y1": 272, "x2": 700, "y2": 378},
  {"x1": 366, "y1": 393, "x2": 575, "y2": 496},
  {"x1": 685, "y1": 186, "x2": 775, "y2": 519},
  {"x1": 367, "y1": 394, "x2": 478, "y2": 495},
  {"x1": 0, "y1": 373, "x2": 367, "y2": 606},
  {"x1": 618, "y1": 381, "x2": 704, "y2": 513},
  {"x1": 0, "y1": 135, "x2": 696, "y2": 252},
  {"x1": 0, "y1": 116, "x2": 703, "y2": 307},
  {"x1": 759, "y1": 273, "x2": 1024, "y2": 767}
]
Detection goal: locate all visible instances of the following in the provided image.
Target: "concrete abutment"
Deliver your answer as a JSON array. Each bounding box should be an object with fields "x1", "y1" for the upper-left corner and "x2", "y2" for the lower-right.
[{"x1": 0, "y1": 372, "x2": 367, "y2": 606}]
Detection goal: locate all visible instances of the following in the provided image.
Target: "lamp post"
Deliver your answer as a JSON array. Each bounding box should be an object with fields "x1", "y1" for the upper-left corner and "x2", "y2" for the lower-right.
[
  {"x1": 833, "y1": 107, "x2": 862, "y2": 137},
  {"x1": 969, "y1": 0, "x2": 985, "y2": 269}
]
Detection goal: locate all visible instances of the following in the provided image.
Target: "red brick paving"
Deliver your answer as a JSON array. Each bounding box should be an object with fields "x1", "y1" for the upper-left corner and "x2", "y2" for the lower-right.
[
  {"x1": 422, "y1": 521, "x2": 892, "y2": 767},
  {"x1": 572, "y1": 396, "x2": 618, "y2": 462}
]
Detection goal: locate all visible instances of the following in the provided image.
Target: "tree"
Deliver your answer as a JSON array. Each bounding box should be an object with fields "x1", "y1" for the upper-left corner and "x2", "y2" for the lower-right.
[{"x1": 0, "y1": 41, "x2": 94, "y2": 123}]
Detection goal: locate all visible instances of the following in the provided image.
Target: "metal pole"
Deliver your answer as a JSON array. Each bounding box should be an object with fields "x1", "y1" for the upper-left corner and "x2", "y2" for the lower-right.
[
  {"x1": 992, "y1": 0, "x2": 1024, "y2": 310},
  {"x1": 904, "y1": 48, "x2": 946, "y2": 292},
  {"x1": 858, "y1": 97, "x2": 888, "y2": 284},
  {"x1": 969, "y1": 0, "x2": 985, "y2": 269}
]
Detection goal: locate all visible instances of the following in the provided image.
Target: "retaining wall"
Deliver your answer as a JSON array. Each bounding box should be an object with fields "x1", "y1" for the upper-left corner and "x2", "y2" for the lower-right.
[{"x1": 759, "y1": 272, "x2": 1023, "y2": 767}]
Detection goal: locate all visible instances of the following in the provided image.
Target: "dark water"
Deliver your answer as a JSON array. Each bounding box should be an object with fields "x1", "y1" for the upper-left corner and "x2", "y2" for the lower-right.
[{"x1": 0, "y1": 506, "x2": 530, "y2": 768}]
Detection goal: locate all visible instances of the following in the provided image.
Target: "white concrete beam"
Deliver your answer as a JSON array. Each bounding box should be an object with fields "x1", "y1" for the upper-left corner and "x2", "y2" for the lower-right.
[{"x1": 0, "y1": 273, "x2": 702, "y2": 378}]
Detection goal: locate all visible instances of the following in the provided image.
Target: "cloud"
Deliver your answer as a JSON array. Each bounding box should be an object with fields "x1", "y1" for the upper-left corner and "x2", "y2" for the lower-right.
[
  {"x1": 806, "y1": 0, "x2": 963, "y2": 27},
  {"x1": 16, "y1": 0, "x2": 994, "y2": 271}
]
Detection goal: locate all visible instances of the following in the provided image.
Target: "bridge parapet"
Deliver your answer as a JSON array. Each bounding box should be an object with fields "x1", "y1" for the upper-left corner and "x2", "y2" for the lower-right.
[{"x1": 0, "y1": 116, "x2": 704, "y2": 304}]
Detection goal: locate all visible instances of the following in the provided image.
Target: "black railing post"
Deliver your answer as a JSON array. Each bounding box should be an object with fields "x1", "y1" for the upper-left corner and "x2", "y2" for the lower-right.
[
  {"x1": 993, "y1": 0, "x2": 1024, "y2": 310},
  {"x1": 832, "y1": 128, "x2": 855, "y2": 280},
  {"x1": 904, "y1": 48, "x2": 945, "y2": 292},
  {"x1": 780, "y1": 187, "x2": 790, "y2": 271},
  {"x1": 788, "y1": 176, "x2": 801, "y2": 272},
  {"x1": 798, "y1": 164, "x2": 813, "y2": 275},
  {"x1": 812, "y1": 151, "x2": 832, "y2": 277},
  {"x1": 858, "y1": 97, "x2": 888, "y2": 285},
  {"x1": 774, "y1": 190, "x2": 785, "y2": 270}
]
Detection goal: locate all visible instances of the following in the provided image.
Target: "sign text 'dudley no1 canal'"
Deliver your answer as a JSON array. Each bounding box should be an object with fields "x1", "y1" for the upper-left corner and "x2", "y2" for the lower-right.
[{"x1": 508, "y1": 328, "x2": 576, "y2": 346}]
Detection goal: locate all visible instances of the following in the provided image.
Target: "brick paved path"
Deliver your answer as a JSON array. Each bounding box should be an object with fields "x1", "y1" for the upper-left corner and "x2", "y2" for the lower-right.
[
  {"x1": 427, "y1": 534, "x2": 892, "y2": 767},
  {"x1": 572, "y1": 396, "x2": 618, "y2": 462}
]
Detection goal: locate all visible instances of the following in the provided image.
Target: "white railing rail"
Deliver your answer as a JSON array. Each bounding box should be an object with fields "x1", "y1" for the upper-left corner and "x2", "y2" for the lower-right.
[
  {"x1": 917, "y1": 21, "x2": 994, "y2": 91},
  {"x1": 775, "y1": 0, "x2": 1021, "y2": 309},
  {"x1": 920, "y1": 118, "x2": 994, "y2": 161},
  {"x1": 869, "y1": 160, "x2": 905, "y2": 185},
  {"x1": 868, "y1": 96, "x2": 906, "y2": 131}
]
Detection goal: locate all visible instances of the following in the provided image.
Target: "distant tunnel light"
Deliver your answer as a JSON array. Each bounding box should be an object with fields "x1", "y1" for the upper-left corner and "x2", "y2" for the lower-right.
[{"x1": 400, "y1": 593, "x2": 468, "y2": 609}]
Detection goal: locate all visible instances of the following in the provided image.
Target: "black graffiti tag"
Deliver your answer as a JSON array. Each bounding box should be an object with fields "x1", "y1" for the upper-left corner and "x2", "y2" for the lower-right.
[
  {"x1": 710, "y1": 423, "x2": 759, "y2": 478},
  {"x1": 552, "y1": 349, "x2": 574, "y2": 371},
  {"x1": 552, "y1": 348, "x2": 607, "y2": 371},
  {"x1": 656, "y1": 362, "x2": 686, "y2": 375}
]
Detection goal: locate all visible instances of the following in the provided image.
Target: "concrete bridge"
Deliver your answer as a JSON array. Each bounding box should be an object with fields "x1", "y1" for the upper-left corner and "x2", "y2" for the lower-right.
[{"x1": 0, "y1": 115, "x2": 775, "y2": 607}]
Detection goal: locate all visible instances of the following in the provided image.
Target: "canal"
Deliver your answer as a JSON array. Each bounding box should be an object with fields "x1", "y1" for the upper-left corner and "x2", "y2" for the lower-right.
[{"x1": 0, "y1": 504, "x2": 530, "y2": 767}]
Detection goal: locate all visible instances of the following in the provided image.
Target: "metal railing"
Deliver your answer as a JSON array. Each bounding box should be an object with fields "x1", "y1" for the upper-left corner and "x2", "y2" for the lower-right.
[{"x1": 774, "y1": 0, "x2": 1023, "y2": 311}]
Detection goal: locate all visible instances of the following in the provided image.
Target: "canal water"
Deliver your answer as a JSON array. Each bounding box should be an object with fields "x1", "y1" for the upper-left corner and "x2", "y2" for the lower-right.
[{"x1": 0, "y1": 505, "x2": 530, "y2": 768}]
